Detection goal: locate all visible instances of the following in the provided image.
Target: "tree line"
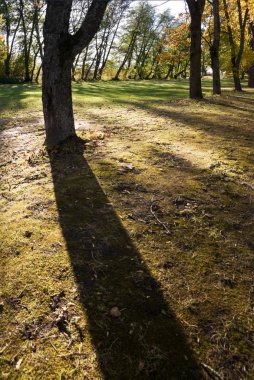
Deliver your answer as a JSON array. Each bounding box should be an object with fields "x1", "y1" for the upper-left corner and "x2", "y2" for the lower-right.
[
  {"x1": 0, "y1": 0, "x2": 254, "y2": 145},
  {"x1": 1, "y1": 0, "x2": 253, "y2": 90}
]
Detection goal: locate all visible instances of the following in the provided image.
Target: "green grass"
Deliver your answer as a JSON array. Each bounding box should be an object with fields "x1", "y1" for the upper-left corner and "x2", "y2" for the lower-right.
[
  {"x1": 1, "y1": 79, "x2": 254, "y2": 379},
  {"x1": 0, "y1": 79, "x2": 238, "y2": 116}
]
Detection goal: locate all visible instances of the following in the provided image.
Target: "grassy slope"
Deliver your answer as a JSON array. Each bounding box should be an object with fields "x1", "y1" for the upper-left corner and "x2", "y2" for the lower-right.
[{"x1": 0, "y1": 80, "x2": 254, "y2": 379}]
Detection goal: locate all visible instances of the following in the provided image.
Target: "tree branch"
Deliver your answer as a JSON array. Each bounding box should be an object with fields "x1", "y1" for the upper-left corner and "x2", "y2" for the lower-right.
[{"x1": 71, "y1": 0, "x2": 111, "y2": 59}]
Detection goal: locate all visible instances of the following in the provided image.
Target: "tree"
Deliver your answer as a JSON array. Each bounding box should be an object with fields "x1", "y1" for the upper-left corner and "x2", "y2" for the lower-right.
[
  {"x1": 42, "y1": 0, "x2": 110, "y2": 147},
  {"x1": 222, "y1": 0, "x2": 249, "y2": 91},
  {"x1": 159, "y1": 14, "x2": 190, "y2": 80},
  {"x1": 186, "y1": 0, "x2": 206, "y2": 99},
  {"x1": 248, "y1": 20, "x2": 254, "y2": 87},
  {"x1": 0, "y1": 0, "x2": 20, "y2": 78},
  {"x1": 211, "y1": 0, "x2": 221, "y2": 94}
]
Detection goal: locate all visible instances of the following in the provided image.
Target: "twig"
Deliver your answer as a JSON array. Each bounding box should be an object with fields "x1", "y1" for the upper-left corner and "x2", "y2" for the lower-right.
[
  {"x1": 201, "y1": 363, "x2": 224, "y2": 380},
  {"x1": 59, "y1": 353, "x2": 88, "y2": 358},
  {"x1": 0, "y1": 344, "x2": 9, "y2": 355},
  {"x1": 50, "y1": 342, "x2": 58, "y2": 353},
  {"x1": 150, "y1": 201, "x2": 170, "y2": 235}
]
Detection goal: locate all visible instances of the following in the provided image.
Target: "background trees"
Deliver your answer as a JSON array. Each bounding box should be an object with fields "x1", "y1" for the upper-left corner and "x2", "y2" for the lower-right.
[{"x1": 0, "y1": 0, "x2": 254, "y2": 94}]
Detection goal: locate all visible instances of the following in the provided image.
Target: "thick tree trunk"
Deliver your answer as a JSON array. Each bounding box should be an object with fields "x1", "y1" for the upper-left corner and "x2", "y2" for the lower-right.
[
  {"x1": 43, "y1": 60, "x2": 75, "y2": 146},
  {"x1": 186, "y1": 0, "x2": 205, "y2": 99},
  {"x1": 42, "y1": 0, "x2": 74, "y2": 146},
  {"x1": 189, "y1": 12, "x2": 203, "y2": 98},
  {"x1": 42, "y1": 0, "x2": 109, "y2": 146},
  {"x1": 211, "y1": 0, "x2": 221, "y2": 95}
]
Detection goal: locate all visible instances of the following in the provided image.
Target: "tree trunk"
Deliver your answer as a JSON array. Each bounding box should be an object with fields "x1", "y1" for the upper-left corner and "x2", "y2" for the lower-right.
[
  {"x1": 35, "y1": 64, "x2": 42, "y2": 83},
  {"x1": 113, "y1": 32, "x2": 137, "y2": 80},
  {"x1": 186, "y1": 0, "x2": 206, "y2": 99},
  {"x1": 232, "y1": 63, "x2": 242, "y2": 91},
  {"x1": 3, "y1": 12, "x2": 21, "y2": 78},
  {"x1": 42, "y1": 0, "x2": 109, "y2": 146},
  {"x1": 248, "y1": 65, "x2": 254, "y2": 87},
  {"x1": 43, "y1": 59, "x2": 75, "y2": 146},
  {"x1": 42, "y1": 1, "x2": 74, "y2": 146},
  {"x1": 248, "y1": 21, "x2": 254, "y2": 88},
  {"x1": 211, "y1": 0, "x2": 221, "y2": 94},
  {"x1": 164, "y1": 64, "x2": 174, "y2": 80}
]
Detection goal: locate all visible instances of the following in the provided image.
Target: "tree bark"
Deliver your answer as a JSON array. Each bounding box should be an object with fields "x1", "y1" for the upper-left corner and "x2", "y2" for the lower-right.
[
  {"x1": 211, "y1": 0, "x2": 221, "y2": 94},
  {"x1": 42, "y1": 0, "x2": 110, "y2": 146},
  {"x1": 248, "y1": 21, "x2": 254, "y2": 88},
  {"x1": 186, "y1": 0, "x2": 206, "y2": 99},
  {"x1": 248, "y1": 65, "x2": 254, "y2": 87}
]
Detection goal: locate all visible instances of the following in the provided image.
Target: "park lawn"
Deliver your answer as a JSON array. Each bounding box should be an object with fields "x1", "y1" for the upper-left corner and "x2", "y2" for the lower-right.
[
  {"x1": 1, "y1": 80, "x2": 254, "y2": 379},
  {"x1": 0, "y1": 79, "x2": 237, "y2": 115}
]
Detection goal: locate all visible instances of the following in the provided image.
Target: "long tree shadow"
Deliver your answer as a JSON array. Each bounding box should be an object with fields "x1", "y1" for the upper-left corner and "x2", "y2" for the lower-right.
[{"x1": 48, "y1": 139, "x2": 203, "y2": 379}]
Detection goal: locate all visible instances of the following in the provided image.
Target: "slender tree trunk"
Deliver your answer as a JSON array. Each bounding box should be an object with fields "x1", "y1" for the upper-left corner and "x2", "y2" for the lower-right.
[
  {"x1": 72, "y1": 53, "x2": 81, "y2": 81},
  {"x1": 211, "y1": 0, "x2": 221, "y2": 94},
  {"x1": 84, "y1": 56, "x2": 97, "y2": 80},
  {"x1": 98, "y1": 18, "x2": 121, "y2": 79},
  {"x1": 81, "y1": 46, "x2": 89, "y2": 80},
  {"x1": 186, "y1": 0, "x2": 206, "y2": 99},
  {"x1": 164, "y1": 64, "x2": 174, "y2": 80},
  {"x1": 114, "y1": 32, "x2": 137, "y2": 80},
  {"x1": 19, "y1": 0, "x2": 31, "y2": 82},
  {"x1": 35, "y1": 64, "x2": 42, "y2": 83},
  {"x1": 31, "y1": 48, "x2": 40, "y2": 82},
  {"x1": 4, "y1": 14, "x2": 21, "y2": 78}
]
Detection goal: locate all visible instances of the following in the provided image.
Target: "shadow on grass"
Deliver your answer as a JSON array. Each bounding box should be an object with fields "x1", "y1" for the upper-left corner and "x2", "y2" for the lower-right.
[
  {"x1": 118, "y1": 98, "x2": 254, "y2": 152},
  {"x1": 0, "y1": 83, "x2": 41, "y2": 114},
  {"x1": 48, "y1": 139, "x2": 203, "y2": 379}
]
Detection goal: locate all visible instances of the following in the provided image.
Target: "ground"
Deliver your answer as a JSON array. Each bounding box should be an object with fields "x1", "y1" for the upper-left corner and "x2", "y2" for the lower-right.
[{"x1": 0, "y1": 80, "x2": 254, "y2": 380}]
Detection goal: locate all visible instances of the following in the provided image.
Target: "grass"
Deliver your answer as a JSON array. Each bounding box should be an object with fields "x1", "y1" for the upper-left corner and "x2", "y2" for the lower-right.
[
  {"x1": 0, "y1": 78, "x2": 237, "y2": 114},
  {"x1": 1, "y1": 79, "x2": 254, "y2": 379}
]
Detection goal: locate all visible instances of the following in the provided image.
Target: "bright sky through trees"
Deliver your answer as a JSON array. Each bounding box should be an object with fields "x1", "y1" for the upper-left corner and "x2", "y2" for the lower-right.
[{"x1": 139, "y1": 0, "x2": 186, "y2": 15}]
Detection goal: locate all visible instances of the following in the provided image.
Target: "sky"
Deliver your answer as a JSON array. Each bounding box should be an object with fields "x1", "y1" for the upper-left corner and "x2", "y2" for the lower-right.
[
  {"x1": 131, "y1": 0, "x2": 187, "y2": 16},
  {"x1": 151, "y1": 0, "x2": 186, "y2": 16}
]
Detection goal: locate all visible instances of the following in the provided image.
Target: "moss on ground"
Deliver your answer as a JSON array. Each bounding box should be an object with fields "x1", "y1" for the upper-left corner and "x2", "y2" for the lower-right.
[{"x1": 1, "y1": 81, "x2": 254, "y2": 379}]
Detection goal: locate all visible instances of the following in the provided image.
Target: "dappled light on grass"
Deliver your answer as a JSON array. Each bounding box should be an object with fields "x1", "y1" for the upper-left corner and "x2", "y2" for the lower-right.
[{"x1": 1, "y1": 82, "x2": 254, "y2": 379}]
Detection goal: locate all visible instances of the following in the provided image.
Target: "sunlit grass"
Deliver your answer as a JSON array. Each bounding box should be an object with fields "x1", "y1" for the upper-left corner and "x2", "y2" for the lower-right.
[{"x1": 0, "y1": 78, "x2": 241, "y2": 117}]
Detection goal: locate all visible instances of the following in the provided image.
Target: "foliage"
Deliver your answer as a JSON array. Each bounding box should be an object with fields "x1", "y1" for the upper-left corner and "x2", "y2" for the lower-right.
[
  {"x1": 0, "y1": 0, "x2": 254, "y2": 85},
  {"x1": 159, "y1": 13, "x2": 190, "y2": 78}
]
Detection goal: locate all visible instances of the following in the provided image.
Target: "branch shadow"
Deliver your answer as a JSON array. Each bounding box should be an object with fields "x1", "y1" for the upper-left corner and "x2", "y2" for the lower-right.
[
  {"x1": 48, "y1": 139, "x2": 204, "y2": 379},
  {"x1": 118, "y1": 99, "x2": 254, "y2": 150}
]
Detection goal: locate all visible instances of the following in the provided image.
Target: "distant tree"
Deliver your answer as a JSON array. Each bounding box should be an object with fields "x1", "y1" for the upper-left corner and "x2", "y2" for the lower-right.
[
  {"x1": 113, "y1": 2, "x2": 172, "y2": 80},
  {"x1": 42, "y1": 0, "x2": 110, "y2": 146},
  {"x1": 211, "y1": 0, "x2": 221, "y2": 94},
  {"x1": 248, "y1": 20, "x2": 254, "y2": 87},
  {"x1": 222, "y1": 0, "x2": 249, "y2": 91},
  {"x1": 0, "y1": 0, "x2": 20, "y2": 78},
  {"x1": 0, "y1": 16, "x2": 6, "y2": 74},
  {"x1": 159, "y1": 14, "x2": 190, "y2": 80}
]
